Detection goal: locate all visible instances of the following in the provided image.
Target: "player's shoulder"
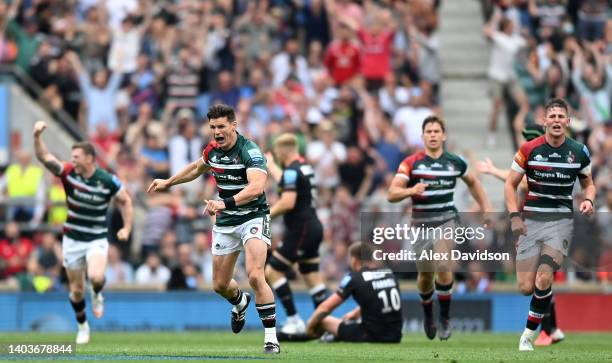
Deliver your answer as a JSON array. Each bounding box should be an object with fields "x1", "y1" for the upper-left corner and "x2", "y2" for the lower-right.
[
  {"x1": 565, "y1": 137, "x2": 590, "y2": 157},
  {"x1": 239, "y1": 136, "x2": 264, "y2": 160},
  {"x1": 443, "y1": 151, "x2": 468, "y2": 165},
  {"x1": 95, "y1": 168, "x2": 122, "y2": 187},
  {"x1": 519, "y1": 135, "x2": 547, "y2": 156},
  {"x1": 401, "y1": 150, "x2": 427, "y2": 166}
]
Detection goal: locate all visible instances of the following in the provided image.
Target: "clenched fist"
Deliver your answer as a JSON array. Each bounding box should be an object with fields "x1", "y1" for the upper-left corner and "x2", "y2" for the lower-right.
[{"x1": 33, "y1": 121, "x2": 47, "y2": 137}]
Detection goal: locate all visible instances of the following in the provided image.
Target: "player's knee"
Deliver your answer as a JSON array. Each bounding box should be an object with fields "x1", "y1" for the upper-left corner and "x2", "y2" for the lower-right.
[
  {"x1": 212, "y1": 279, "x2": 229, "y2": 295},
  {"x1": 417, "y1": 272, "x2": 434, "y2": 284},
  {"x1": 89, "y1": 272, "x2": 105, "y2": 285},
  {"x1": 70, "y1": 289, "x2": 84, "y2": 301},
  {"x1": 518, "y1": 280, "x2": 534, "y2": 296},
  {"x1": 247, "y1": 269, "x2": 265, "y2": 289}
]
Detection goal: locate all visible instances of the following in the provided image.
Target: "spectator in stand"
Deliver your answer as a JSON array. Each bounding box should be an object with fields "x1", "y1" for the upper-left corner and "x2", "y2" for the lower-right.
[
  {"x1": 353, "y1": 8, "x2": 396, "y2": 90},
  {"x1": 571, "y1": 42, "x2": 611, "y2": 126},
  {"x1": 135, "y1": 252, "x2": 170, "y2": 286},
  {"x1": 66, "y1": 51, "x2": 124, "y2": 134},
  {"x1": 163, "y1": 46, "x2": 202, "y2": 110},
  {"x1": 209, "y1": 70, "x2": 240, "y2": 109},
  {"x1": 324, "y1": 20, "x2": 360, "y2": 86},
  {"x1": 192, "y1": 231, "x2": 213, "y2": 284},
  {"x1": 26, "y1": 232, "x2": 61, "y2": 285},
  {"x1": 0, "y1": 150, "x2": 45, "y2": 225},
  {"x1": 484, "y1": 11, "x2": 529, "y2": 149},
  {"x1": 105, "y1": 243, "x2": 134, "y2": 286},
  {"x1": 167, "y1": 243, "x2": 202, "y2": 290},
  {"x1": 306, "y1": 121, "x2": 347, "y2": 190},
  {"x1": 0, "y1": 222, "x2": 33, "y2": 279},
  {"x1": 575, "y1": 0, "x2": 608, "y2": 42}
]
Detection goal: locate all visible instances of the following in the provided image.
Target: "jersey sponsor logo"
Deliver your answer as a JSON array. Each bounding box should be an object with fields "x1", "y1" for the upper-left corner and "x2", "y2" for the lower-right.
[
  {"x1": 283, "y1": 169, "x2": 298, "y2": 184},
  {"x1": 549, "y1": 152, "x2": 561, "y2": 158},
  {"x1": 582, "y1": 145, "x2": 590, "y2": 158},
  {"x1": 417, "y1": 164, "x2": 428, "y2": 170},
  {"x1": 339, "y1": 274, "x2": 352, "y2": 288},
  {"x1": 250, "y1": 226, "x2": 259, "y2": 235},
  {"x1": 431, "y1": 162, "x2": 442, "y2": 168},
  {"x1": 362, "y1": 270, "x2": 391, "y2": 281},
  {"x1": 534, "y1": 154, "x2": 547, "y2": 162},
  {"x1": 73, "y1": 189, "x2": 106, "y2": 203}
]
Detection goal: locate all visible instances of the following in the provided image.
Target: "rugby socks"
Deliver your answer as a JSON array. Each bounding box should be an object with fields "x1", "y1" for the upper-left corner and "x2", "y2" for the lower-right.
[
  {"x1": 526, "y1": 286, "x2": 552, "y2": 331},
  {"x1": 309, "y1": 283, "x2": 330, "y2": 307},
  {"x1": 272, "y1": 278, "x2": 297, "y2": 317},
  {"x1": 70, "y1": 297, "x2": 87, "y2": 324},
  {"x1": 256, "y1": 302, "x2": 278, "y2": 344},
  {"x1": 418, "y1": 288, "x2": 434, "y2": 319},
  {"x1": 540, "y1": 296, "x2": 557, "y2": 334},
  {"x1": 228, "y1": 289, "x2": 248, "y2": 311},
  {"x1": 92, "y1": 278, "x2": 105, "y2": 295},
  {"x1": 435, "y1": 280, "x2": 453, "y2": 321}
]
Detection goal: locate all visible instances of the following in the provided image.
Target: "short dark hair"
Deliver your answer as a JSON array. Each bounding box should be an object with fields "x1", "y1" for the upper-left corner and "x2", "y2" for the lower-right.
[
  {"x1": 207, "y1": 104, "x2": 236, "y2": 122},
  {"x1": 349, "y1": 242, "x2": 375, "y2": 262},
  {"x1": 544, "y1": 98, "x2": 569, "y2": 116},
  {"x1": 72, "y1": 142, "x2": 96, "y2": 158},
  {"x1": 422, "y1": 115, "x2": 446, "y2": 133}
]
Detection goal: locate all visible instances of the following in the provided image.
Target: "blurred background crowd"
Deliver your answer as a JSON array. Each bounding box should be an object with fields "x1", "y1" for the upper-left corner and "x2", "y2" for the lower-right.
[{"x1": 0, "y1": 0, "x2": 610, "y2": 293}]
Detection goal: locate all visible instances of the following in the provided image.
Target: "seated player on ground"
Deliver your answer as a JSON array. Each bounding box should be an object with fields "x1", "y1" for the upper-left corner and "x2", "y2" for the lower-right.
[{"x1": 279, "y1": 242, "x2": 403, "y2": 343}]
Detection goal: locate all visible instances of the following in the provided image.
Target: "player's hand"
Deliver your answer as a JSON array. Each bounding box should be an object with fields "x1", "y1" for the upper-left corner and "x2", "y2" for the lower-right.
[
  {"x1": 147, "y1": 179, "x2": 170, "y2": 193},
  {"x1": 33, "y1": 121, "x2": 47, "y2": 137},
  {"x1": 116, "y1": 228, "x2": 131, "y2": 241},
  {"x1": 510, "y1": 216, "x2": 527, "y2": 237},
  {"x1": 204, "y1": 200, "x2": 225, "y2": 216},
  {"x1": 477, "y1": 158, "x2": 495, "y2": 175},
  {"x1": 579, "y1": 199, "x2": 594, "y2": 216},
  {"x1": 410, "y1": 183, "x2": 427, "y2": 196}
]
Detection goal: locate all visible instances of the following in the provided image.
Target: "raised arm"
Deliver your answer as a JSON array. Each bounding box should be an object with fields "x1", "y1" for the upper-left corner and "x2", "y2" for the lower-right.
[{"x1": 33, "y1": 121, "x2": 64, "y2": 176}]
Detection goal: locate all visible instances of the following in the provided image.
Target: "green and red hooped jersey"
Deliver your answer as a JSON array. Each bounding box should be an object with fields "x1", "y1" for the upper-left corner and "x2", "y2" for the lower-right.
[
  {"x1": 396, "y1": 150, "x2": 468, "y2": 224},
  {"x1": 511, "y1": 135, "x2": 591, "y2": 214},
  {"x1": 201, "y1": 133, "x2": 269, "y2": 227},
  {"x1": 59, "y1": 162, "x2": 122, "y2": 241}
]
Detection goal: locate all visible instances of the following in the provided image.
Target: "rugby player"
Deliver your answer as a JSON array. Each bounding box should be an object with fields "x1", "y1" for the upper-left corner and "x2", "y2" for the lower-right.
[
  {"x1": 387, "y1": 115, "x2": 492, "y2": 341},
  {"x1": 505, "y1": 98, "x2": 595, "y2": 351},
  {"x1": 478, "y1": 125, "x2": 564, "y2": 346},
  {"x1": 265, "y1": 133, "x2": 330, "y2": 334},
  {"x1": 33, "y1": 121, "x2": 133, "y2": 344},
  {"x1": 147, "y1": 104, "x2": 280, "y2": 354},
  {"x1": 303, "y1": 242, "x2": 403, "y2": 343}
]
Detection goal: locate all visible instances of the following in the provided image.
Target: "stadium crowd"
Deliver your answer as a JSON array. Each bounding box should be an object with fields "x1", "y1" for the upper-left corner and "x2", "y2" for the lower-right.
[{"x1": 0, "y1": 0, "x2": 610, "y2": 292}]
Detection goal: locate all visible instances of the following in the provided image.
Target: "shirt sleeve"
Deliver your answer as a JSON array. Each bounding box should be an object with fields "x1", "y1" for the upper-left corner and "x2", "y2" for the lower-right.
[
  {"x1": 60, "y1": 162, "x2": 74, "y2": 178},
  {"x1": 109, "y1": 174, "x2": 123, "y2": 196},
  {"x1": 578, "y1": 144, "x2": 592, "y2": 177},
  {"x1": 280, "y1": 168, "x2": 298, "y2": 191},
  {"x1": 335, "y1": 272, "x2": 356, "y2": 300},
  {"x1": 511, "y1": 144, "x2": 529, "y2": 174},
  {"x1": 243, "y1": 142, "x2": 267, "y2": 174},
  {"x1": 458, "y1": 155, "x2": 469, "y2": 177},
  {"x1": 395, "y1": 158, "x2": 411, "y2": 181}
]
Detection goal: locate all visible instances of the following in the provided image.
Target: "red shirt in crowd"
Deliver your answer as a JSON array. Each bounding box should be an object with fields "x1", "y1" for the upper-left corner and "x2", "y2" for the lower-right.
[
  {"x1": 324, "y1": 40, "x2": 361, "y2": 85},
  {"x1": 357, "y1": 28, "x2": 394, "y2": 80},
  {"x1": 0, "y1": 237, "x2": 34, "y2": 277}
]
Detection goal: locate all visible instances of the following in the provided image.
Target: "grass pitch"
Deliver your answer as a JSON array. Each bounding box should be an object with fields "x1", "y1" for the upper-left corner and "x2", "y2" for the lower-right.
[{"x1": 0, "y1": 331, "x2": 611, "y2": 362}]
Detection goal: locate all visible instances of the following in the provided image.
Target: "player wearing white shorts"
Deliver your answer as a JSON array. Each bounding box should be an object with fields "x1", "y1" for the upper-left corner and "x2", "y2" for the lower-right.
[
  {"x1": 33, "y1": 121, "x2": 133, "y2": 344},
  {"x1": 147, "y1": 104, "x2": 280, "y2": 354}
]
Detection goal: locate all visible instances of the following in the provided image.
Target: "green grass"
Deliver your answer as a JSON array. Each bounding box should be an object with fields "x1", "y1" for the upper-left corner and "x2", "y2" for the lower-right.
[{"x1": 0, "y1": 331, "x2": 611, "y2": 362}]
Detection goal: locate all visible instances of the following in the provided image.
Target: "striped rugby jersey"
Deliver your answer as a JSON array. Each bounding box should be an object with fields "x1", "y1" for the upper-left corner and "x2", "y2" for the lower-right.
[
  {"x1": 396, "y1": 150, "x2": 468, "y2": 224},
  {"x1": 511, "y1": 135, "x2": 591, "y2": 215},
  {"x1": 201, "y1": 133, "x2": 269, "y2": 227},
  {"x1": 59, "y1": 163, "x2": 122, "y2": 241}
]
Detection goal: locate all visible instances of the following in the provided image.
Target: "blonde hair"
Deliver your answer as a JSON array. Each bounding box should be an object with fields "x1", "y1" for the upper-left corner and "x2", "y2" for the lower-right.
[{"x1": 273, "y1": 133, "x2": 298, "y2": 150}]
